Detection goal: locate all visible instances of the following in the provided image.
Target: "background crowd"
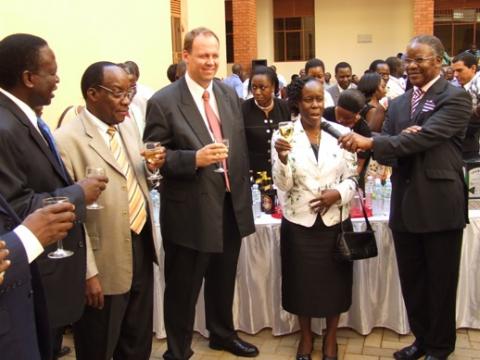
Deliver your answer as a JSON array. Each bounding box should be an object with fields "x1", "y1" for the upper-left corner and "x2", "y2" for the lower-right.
[{"x1": 0, "y1": 27, "x2": 478, "y2": 360}]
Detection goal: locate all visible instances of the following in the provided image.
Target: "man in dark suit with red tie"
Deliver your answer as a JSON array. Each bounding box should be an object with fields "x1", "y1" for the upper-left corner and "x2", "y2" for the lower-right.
[
  {"x1": 144, "y1": 27, "x2": 257, "y2": 360},
  {"x1": 0, "y1": 33, "x2": 107, "y2": 358},
  {"x1": 339, "y1": 35, "x2": 471, "y2": 360}
]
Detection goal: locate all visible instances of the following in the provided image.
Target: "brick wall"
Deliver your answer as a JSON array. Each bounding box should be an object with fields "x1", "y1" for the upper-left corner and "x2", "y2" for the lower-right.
[
  {"x1": 414, "y1": 0, "x2": 434, "y2": 35},
  {"x1": 232, "y1": 0, "x2": 258, "y2": 70}
]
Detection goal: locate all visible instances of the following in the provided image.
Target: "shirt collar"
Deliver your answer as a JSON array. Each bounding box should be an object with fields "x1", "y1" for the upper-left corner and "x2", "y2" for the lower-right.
[
  {"x1": 416, "y1": 74, "x2": 441, "y2": 93},
  {"x1": 185, "y1": 72, "x2": 213, "y2": 98},
  {"x1": 0, "y1": 87, "x2": 37, "y2": 124},
  {"x1": 463, "y1": 72, "x2": 479, "y2": 91},
  {"x1": 84, "y1": 107, "x2": 115, "y2": 134}
]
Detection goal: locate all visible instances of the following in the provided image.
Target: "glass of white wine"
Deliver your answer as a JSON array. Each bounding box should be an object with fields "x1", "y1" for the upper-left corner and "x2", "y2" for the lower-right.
[
  {"x1": 144, "y1": 142, "x2": 163, "y2": 186},
  {"x1": 278, "y1": 121, "x2": 294, "y2": 143},
  {"x1": 214, "y1": 138, "x2": 229, "y2": 173},
  {"x1": 43, "y1": 196, "x2": 74, "y2": 259},
  {"x1": 85, "y1": 166, "x2": 105, "y2": 210}
]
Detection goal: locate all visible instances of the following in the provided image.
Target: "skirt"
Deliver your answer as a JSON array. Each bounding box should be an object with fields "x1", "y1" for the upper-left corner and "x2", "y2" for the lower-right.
[{"x1": 281, "y1": 215, "x2": 353, "y2": 318}]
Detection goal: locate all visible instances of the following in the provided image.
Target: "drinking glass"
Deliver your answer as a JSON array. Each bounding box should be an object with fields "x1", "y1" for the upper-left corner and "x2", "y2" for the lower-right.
[
  {"x1": 85, "y1": 166, "x2": 105, "y2": 210},
  {"x1": 214, "y1": 138, "x2": 229, "y2": 173},
  {"x1": 43, "y1": 196, "x2": 74, "y2": 259},
  {"x1": 144, "y1": 142, "x2": 163, "y2": 187},
  {"x1": 278, "y1": 121, "x2": 294, "y2": 143}
]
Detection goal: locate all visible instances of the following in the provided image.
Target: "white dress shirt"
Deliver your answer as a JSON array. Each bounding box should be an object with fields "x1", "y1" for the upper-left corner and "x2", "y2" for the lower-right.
[{"x1": 272, "y1": 119, "x2": 357, "y2": 227}]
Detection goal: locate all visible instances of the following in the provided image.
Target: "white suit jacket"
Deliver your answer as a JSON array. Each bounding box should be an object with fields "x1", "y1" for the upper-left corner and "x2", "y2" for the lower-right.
[{"x1": 272, "y1": 119, "x2": 357, "y2": 227}]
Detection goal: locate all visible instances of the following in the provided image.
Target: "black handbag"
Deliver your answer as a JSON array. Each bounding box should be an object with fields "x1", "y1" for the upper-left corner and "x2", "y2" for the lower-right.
[{"x1": 334, "y1": 192, "x2": 378, "y2": 261}]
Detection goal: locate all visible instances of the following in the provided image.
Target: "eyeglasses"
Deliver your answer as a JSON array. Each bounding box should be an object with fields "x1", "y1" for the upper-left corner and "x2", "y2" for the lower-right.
[
  {"x1": 96, "y1": 85, "x2": 135, "y2": 100},
  {"x1": 402, "y1": 56, "x2": 435, "y2": 65}
]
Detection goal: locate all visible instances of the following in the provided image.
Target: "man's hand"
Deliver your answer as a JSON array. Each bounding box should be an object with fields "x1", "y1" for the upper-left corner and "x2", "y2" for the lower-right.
[
  {"x1": 85, "y1": 275, "x2": 104, "y2": 309},
  {"x1": 309, "y1": 189, "x2": 341, "y2": 215},
  {"x1": 195, "y1": 143, "x2": 228, "y2": 168},
  {"x1": 338, "y1": 133, "x2": 374, "y2": 152},
  {"x1": 77, "y1": 175, "x2": 108, "y2": 205},
  {"x1": 402, "y1": 125, "x2": 422, "y2": 134},
  {"x1": 141, "y1": 146, "x2": 167, "y2": 172},
  {"x1": 0, "y1": 241, "x2": 10, "y2": 285},
  {"x1": 274, "y1": 138, "x2": 292, "y2": 164},
  {"x1": 22, "y1": 202, "x2": 76, "y2": 247}
]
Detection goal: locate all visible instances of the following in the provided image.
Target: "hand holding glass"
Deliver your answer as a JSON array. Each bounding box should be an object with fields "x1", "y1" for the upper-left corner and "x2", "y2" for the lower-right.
[
  {"x1": 278, "y1": 121, "x2": 294, "y2": 143},
  {"x1": 214, "y1": 139, "x2": 229, "y2": 173},
  {"x1": 85, "y1": 166, "x2": 105, "y2": 210},
  {"x1": 144, "y1": 142, "x2": 163, "y2": 185},
  {"x1": 43, "y1": 197, "x2": 74, "y2": 259}
]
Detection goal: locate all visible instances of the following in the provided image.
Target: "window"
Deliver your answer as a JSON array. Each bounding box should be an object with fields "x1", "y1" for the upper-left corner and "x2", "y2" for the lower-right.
[
  {"x1": 274, "y1": 16, "x2": 315, "y2": 62},
  {"x1": 434, "y1": 8, "x2": 480, "y2": 56}
]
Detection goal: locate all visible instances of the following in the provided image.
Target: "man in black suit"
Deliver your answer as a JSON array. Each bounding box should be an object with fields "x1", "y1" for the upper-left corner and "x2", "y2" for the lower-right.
[
  {"x1": 0, "y1": 193, "x2": 76, "y2": 360},
  {"x1": 0, "y1": 33, "x2": 108, "y2": 358},
  {"x1": 144, "y1": 27, "x2": 257, "y2": 360},
  {"x1": 339, "y1": 35, "x2": 471, "y2": 360}
]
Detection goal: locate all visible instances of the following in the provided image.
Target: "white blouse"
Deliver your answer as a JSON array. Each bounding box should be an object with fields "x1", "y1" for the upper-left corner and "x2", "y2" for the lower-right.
[{"x1": 272, "y1": 119, "x2": 357, "y2": 227}]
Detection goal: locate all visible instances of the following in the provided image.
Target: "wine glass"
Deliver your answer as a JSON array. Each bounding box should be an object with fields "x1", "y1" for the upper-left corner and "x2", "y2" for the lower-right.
[
  {"x1": 278, "y1": 121, "x2": 294, "y2": 143},
  {"x1": 144, "y1": 142, "x2": 163, "y2": 187},
  {"x1": 43, "y1": 196, "x2": 74, "y2": 259},
  {"x1": 85, "y1": 166, "x2": 105, "y2": 210},
  {"x1": 214, "y1": 138, "x2": 229, "y2": 173}
]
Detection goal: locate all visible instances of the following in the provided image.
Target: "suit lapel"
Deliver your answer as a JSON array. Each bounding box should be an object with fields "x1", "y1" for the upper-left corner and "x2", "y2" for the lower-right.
[
  {"x1": 213, "y1": 81, "x2": 233, "y2": 146},
  {"x1": 0, "y1": 193, "x2": 20, "y2": 223},
  {"x1": 0, "y1": 93, "x2": 69, "y2": 183},
  {"x1": 177, "y1": 78, "x2": 213, "y2": 147},
  {"x1": 412, "y1": 77, "x2": 446, "y2": 125},
  {"x1": 81, "y1": 112, "x2": 124, "y2": 176}
]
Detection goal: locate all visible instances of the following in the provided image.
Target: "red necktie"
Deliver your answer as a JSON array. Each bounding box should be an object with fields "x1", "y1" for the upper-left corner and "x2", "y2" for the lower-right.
[{"x1": 202, "y1": 90, "x2": 231, "y2": 191}]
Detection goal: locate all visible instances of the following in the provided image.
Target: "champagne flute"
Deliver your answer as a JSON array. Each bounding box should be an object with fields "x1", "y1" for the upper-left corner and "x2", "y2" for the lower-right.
[
  {"x1": 43, "y1": 196, "x2": 74, "y2": 259},
  {"x1": 214, "y1": 138, "x2": 229, "y2": 173},
  {"x1": 278, "y1": 121, "x2": 294, "y2": 143},
  {"x1": 144, "y1": 142, "x2": 163, "y2": 187},
  {"x1": 85, "y1": 166, "x2": 105, "y2": 210}
]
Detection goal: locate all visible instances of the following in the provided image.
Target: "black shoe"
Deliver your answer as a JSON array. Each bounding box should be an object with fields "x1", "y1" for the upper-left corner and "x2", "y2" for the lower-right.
[
  {"x1": 296, "y1": 354, "x2": 312, "y2": 360},
  {"x1": 424, "y1": 355, "x2": 447, "y2": 360},
  {"x1": 209, "y1": 336, "x2": 259, "y2": 357},
  {"x1": 55, "y1": 346, "x2": 72, "y2": 359},
  {"x1": 393, "y1": 343, "x2": 425, "y2": 360}
]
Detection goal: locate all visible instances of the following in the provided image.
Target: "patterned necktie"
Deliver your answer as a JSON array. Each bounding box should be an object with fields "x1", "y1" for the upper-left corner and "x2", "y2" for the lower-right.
[
  {"x1": 107, "y1": 126, "x2": 147, "y2": 234},
  {"x1": 37, "y1": 117, "x2": 67, "y2": 179},
  {"x1": 202, "y1": 90, "x2": 231, "y2": 191},
  {"x1": 410, "y1": 87, "x2": 424, "y2": 116}
]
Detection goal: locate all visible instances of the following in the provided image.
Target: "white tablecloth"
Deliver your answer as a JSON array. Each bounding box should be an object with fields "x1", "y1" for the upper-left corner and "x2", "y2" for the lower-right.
[{"x1": 153, "y1": 211, "x2": 480, "y2": 338}]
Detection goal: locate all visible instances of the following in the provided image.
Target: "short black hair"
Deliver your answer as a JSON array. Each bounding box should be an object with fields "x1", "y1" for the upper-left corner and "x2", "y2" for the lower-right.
[
  {"x1": 287, "y1": 76, "x2": 322, "y2": 116},
  {"x1": 368, "y1": 59, "x2": 387, "y2": 73},
  {"x1": 305, "y1": 58, "x2": 325, "y2": 74},
  {"x1": 249, "y1": 65, "x2": 279, "y2": 94},
  {"x1": 334, "y1": 62, "x2": 352, "y2": 74},
  {"x1": 357, "y1": 73, "x2": 382, "y2": 101},
  {"x1": 385, "y1": 56, "x2": 402, "y2": 75},
  {"x1": 453, "y1": 52, "x2": 478, "y2": 68},
  {"x1": 167, "y1": 63, "x2": 177, "y2": 83},
  {"x1": 80, "y1": 61, "x2": 117, "y2": 100},
  {"x1": 124, "y1": 60, "x2": 140, "y2": 79},
  {"x1": 337, "y1": 89, "x2": 366, "y2": 114},
  {"x1": 0, "y1": 33, "x2": 48, "y2": 90}
]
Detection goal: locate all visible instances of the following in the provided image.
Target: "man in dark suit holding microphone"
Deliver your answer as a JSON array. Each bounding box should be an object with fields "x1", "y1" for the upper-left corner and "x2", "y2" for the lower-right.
[
  {"x1": 144, "y1": 27, "x2": 257, "y2": 360},
  {"x1": 339, "y1": 35, "x2": 471, "y2": 360}
]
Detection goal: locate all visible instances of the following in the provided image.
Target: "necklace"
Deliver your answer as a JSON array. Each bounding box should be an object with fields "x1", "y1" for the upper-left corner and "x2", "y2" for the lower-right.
[
  {"x1": 305, "y1": 129, "x2": 321, "y2": 146},
  {"x1": 255, "y1": 99, "x2": 274, "y2": 118}
]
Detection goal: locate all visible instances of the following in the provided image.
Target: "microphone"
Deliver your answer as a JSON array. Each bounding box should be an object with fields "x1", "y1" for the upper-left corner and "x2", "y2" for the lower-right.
[{"x1": 320, "y1": 121, "x2": 343, "y2": 139}]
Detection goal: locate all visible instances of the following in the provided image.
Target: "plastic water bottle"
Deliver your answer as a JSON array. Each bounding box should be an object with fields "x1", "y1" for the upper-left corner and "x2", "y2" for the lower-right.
[
  {"x1": 372, "y1": 178, "x2": 383, "y2": 216},
  {"x1": 382, "y1": 179, "x2": 392, "y2": 215},
  {"x1": 364, "y1": 176, "x2": 374, "y2": 216},
  {"x1": 251, "y1": 184, "x2": 262, "y2": 218}
]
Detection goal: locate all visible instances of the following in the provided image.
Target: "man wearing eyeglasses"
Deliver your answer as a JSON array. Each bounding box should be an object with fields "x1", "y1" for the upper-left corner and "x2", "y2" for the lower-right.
[
  {"x1": 54, "y1": 61, "x2": 165, "y2": 359},
  {"x1": 339, "y1": 35, "x2": 471, "y2": 360}
]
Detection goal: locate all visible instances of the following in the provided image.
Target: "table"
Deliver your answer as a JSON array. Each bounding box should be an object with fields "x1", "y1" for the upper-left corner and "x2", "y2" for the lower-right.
[{"x1": 152, "y1": 211, "x2": 480, "y2": 338}]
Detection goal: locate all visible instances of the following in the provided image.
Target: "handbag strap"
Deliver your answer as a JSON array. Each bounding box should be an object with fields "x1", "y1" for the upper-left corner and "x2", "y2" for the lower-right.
[{"x1": 339, "y1": 189, "x2": 374, "y2": 232}]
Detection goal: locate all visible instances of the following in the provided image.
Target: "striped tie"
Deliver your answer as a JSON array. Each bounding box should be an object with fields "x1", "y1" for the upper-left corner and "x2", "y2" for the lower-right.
[
  {"x1": 411, "y1": 87, "x2": 424, "y2": 116},
  {"x1": 107, "y1": 126, "x2": 147, "y2": 234}
]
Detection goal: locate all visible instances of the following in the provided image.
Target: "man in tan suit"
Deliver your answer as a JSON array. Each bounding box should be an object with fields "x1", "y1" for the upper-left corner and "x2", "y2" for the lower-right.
[{"x1": 55, "y1": 61, "x2": 165, "y2": 359}]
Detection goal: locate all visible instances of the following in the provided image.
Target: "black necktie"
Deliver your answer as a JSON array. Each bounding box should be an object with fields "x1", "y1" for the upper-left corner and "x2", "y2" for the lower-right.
[{"x1": 37, "y1": 117, "x2": 67, "y2": 179}]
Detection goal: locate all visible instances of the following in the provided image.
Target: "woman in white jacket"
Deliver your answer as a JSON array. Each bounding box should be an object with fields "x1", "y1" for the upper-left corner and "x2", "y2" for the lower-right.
[{"x1": 272, "y1": 76, "x2": 357, "y2": 360}]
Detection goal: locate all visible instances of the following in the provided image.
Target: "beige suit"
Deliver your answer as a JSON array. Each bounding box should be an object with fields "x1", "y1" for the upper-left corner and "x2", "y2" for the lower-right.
[{"x1": 54, "y1": 111, "x2": 158, "y2": 295}]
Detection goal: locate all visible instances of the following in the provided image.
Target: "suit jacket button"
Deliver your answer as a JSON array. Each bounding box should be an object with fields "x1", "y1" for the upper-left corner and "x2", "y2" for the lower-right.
[
  {"x1": 78, "y1": 240, "x2": 84, "y2": 248},
  {"x1": 405, "y1": 179, "x2": 410, "y2": 184}
]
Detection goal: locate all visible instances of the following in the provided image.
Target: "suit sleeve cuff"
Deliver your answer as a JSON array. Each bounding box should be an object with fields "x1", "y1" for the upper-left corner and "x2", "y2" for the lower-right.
[{"x1": 13, "y1": 225, "x2": 44, "y2": 263}]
